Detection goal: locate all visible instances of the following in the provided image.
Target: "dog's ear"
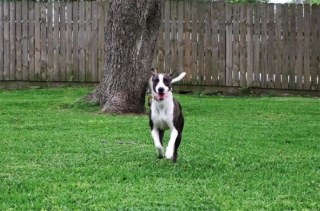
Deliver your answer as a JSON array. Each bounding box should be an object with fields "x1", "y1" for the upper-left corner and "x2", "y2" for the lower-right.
[
  {"x1": 169, "y1": 69, "x2": 177, "y2": 78},
  {"x1": 151, "y1": 68, "x2": 157, "y2": 77}
]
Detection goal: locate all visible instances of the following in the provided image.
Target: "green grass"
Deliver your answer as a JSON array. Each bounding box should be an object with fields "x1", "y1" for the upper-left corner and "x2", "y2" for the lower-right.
[{"x1": 0, "y1": 87, "x2": 320, "y2": 210}]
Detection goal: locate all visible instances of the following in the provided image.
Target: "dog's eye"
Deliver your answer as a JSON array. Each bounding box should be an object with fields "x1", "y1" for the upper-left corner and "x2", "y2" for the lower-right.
[
  {"x1": 154, "y1": 79, "x2": 159, "y2": 83},
  {"x1": 163, "y1": 78, "x2": 169, "y2": 84}
]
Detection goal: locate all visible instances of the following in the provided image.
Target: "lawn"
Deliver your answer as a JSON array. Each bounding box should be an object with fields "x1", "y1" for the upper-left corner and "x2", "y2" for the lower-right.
[{"x1": 0, "y1": 87, "x2": 319, "y2": 210}]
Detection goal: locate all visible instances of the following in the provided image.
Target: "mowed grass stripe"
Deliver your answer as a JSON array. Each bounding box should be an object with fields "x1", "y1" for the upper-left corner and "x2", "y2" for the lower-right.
[{"x1": 0, "y1": 88, "x2": 319, "y2": 210}]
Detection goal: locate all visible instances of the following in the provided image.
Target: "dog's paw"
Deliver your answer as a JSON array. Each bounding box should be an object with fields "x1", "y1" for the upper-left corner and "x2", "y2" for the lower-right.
[
  {"x1": 156, "y1": 146, "x2": 164, "y2": 158},
  {"x1": 165, "y1": 148, "x2": 174, "y2": 159}
]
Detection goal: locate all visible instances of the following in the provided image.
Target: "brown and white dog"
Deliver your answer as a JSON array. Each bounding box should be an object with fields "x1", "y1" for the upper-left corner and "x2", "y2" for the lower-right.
[{"x1": 148, "y1": 68, "x2": 185, "y2": 163}]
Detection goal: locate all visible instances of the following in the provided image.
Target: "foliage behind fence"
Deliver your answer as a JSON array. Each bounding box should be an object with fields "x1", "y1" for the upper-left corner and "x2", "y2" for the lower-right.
[{"x1": 0, "y1": 1, "x2": 319, "y2": 91}]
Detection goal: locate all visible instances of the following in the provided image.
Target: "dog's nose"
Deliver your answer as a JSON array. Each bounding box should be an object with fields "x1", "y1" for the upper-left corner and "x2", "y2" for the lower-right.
[{"x1": 158, "y1": 87, "x2": 164, "y2": 93}]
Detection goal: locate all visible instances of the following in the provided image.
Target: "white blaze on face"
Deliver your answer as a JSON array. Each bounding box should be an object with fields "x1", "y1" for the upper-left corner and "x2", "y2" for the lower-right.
[
  {"x1": 154, "y1": 74, "x2": 170, "y2": 100},
  {"x1": 156, "y1": 74, "x2": 169, "y2": 93}
]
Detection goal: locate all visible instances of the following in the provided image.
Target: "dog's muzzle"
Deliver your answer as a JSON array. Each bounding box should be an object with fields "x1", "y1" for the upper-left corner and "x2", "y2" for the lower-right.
[
  {"x1": 153, "y1": 93, "x2": 166, "y2": 101},
  {"x1": 155, "y1": 88, "x2": 166, "y2": 100}
]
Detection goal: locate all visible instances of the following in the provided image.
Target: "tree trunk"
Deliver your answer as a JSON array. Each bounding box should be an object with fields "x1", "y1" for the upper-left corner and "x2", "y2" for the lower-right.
[{"x1": 82, "y1": 0, "x2": 164, "y2": 114}]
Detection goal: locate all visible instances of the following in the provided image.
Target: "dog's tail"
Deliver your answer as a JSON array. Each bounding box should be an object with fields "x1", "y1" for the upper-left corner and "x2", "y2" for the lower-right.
[{"x1": 172, "y1": 72, "x2": 187, "y2": 84}]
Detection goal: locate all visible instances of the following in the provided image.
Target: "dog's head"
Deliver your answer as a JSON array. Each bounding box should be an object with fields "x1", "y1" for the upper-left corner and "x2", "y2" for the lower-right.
[{"x1": 151, "y1": 68, "x2": 177, "y2": 101}]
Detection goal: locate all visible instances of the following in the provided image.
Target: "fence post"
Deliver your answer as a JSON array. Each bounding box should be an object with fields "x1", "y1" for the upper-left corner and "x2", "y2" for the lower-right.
[
  {"x1": 0, "y1": 1, "x2": 3, "y2": 81},
  {"x1": 247, "y1": 4, "x2": 253, "y2": 88},
  {"x1": 10, "y1": 1, "x2": 16, "y2": 81},
  {"x1": 240, "y1": 3, "x2": 247, "y2": 87},
  {"x1": 218, "y1": 2, "x2": 226, "y2": 86},
  {"x1": 310, "y1": 4, "x2": 318, "y2": 90},
  {"x1": 225, "y1": 3, "x2": 233, "y2": 86}
]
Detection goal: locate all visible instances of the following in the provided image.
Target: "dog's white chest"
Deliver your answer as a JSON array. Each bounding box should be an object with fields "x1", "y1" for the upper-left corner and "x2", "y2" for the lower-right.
[{"x1": 151, "y1": 101, "x2": 174, "y2": 130}]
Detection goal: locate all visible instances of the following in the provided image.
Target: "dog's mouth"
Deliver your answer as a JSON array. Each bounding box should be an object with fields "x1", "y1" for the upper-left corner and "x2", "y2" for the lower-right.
[
  {"x1": 153, "y1": 93, "x2": 166, "y2": 101},
  {"x1": 158, "y1": 93, "x2": 165, "y2": 100}
]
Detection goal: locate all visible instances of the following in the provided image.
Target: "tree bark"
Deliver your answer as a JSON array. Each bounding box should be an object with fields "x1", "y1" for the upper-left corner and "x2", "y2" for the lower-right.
[{"x1": 82, "y1": 0, "x2": 164, "y2": 114}]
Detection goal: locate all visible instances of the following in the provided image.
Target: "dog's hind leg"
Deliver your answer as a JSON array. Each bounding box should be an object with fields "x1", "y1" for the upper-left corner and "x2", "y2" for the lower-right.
[
  {"x1": 158, "y1": 129, "x2": 165, "y2": 159},
  {"x1": 151, "y1": 129, "x2": 164, "y2": 159},
  {"x1": 173, "y1": 135, "x2": 182, "y2": 163},
  {"x1": 158, "y1": 129, "x2": 164, "y2": 147}
]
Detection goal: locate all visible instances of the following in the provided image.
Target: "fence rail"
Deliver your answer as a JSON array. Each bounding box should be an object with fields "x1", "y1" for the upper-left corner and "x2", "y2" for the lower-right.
[{"x1": 0, "y1": 1, "x2": 319, "y2": 91}]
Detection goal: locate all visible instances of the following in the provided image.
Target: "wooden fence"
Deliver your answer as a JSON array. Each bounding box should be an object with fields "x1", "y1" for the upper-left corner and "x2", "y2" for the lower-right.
[
  {"x1": 0, "y1": 1, "x2": 109, "y2": 84},
  {"x1": 0, "y1": 1, "x2": 320, "y2": 91}
]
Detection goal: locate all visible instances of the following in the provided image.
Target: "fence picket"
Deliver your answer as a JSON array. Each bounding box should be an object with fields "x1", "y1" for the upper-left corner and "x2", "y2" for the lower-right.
[
  {"x1": 28, "y1": 2, "x2": 34, "y2": 81},
  {"x1": 97, "y1": 1, "x2": 104, "y2": 81},
  {"x1": 253, "y1": 3, "x2": 260, "y2": 87},
  {"x1": 282, "y1": 5, "x2": 289, "y2": 89},
  {"x1": 184, "y1": 1, "x2": 191, "y2": 83},
  {"x1": 53, "y1": 2, "x2": 59, "y2": 81},
  {"x1": 66, "y1": 2, "x2": 73, "y2": 82},
  {"x1": 289, "y1": 4, "x2": 296, "y2": 89},
  {"x1": 246, "y1": 4, "x2": 253, "y2": 87},
  {"x1": 47, "y1": 2, "x2": 53, "y2": 81},
  {"x1": 78, "y1": 2, "x2": 85, "y2": 82},
  {"x1": 170, "y1": 1, "x2": 177, "y2": 71},
  {"x1": 303, "y1": 4, "x2": 311, "y2": 90},
  {"x1": 191, "y1": 1, "x2": 197, "y2": 84},
  {"x1": 0, "y1": 2, "x2": 3, "y2": 81},
  {"x1": 10, "y1": 2, "x2": 16, "y2": 80},
  {"x1": 91, "y1": 2, "x2": 99, "y2": 82},
  {"x1": 15, "y1": 1, "x2": 22, "y2": 80},
  {"x1": 225, "y1": 3, "x2": 232, "y2": 86},
  {"x1": 316, "y1": 5, "x2": 320, "y2": 91},
  {"x1": 34, "y1": 3, "x2": 41, "y2": 81},
  {"x1": 218, "y1": 2, "x2": 226, "y2": 86},
  {"x1": 274, "y1": 4, "x2": 282, "y2": 89},
  {"x1": 240, "y1": 4, "x2": 247, "y2": 87},
  {"x1": 104, "y1": 1, "x2": 109, "y2": 68},
  {"x1": 260, "y1": 3, "x2": 267, "y2": 88},
  {"x1": 91, "y1": 2, "x2": 98, "y2": 82},
  {"x1": 310, "y1": 5, "x2": 318, "y2": 90},
  {"x1": 85, "y1": 1, "x2": 92, "y2": 82},
  {"x1": 157, "y1": 3, "x2": 164, "y2": 73},
  {"x1": 197, "y1": 2, "x2": 205, "y2": 85},
  {"x1": 40, "y1": 3, "x2": 47, "y2": 81},
  {"x1": 211, "y1": 3, "x2": 219, "y2": 85},
  {"x1": 267, "y1": 4, "x2": 275, "y2": 88},
  {"x1": 177, "y1": 1, "x2": 184, "y2": 83},
  {"x1": 164, "y1": 1, "x2": 170, "y2": 73},
  {"x1": 204, "y1": 2, "x2": 212, "y2": 85},
  {"x1": 232, "y1": 3, "x2": 240, "y2": 87},
  {"x1": 296, "y1": 4, "x2": 303, "y2": 90},
  {"x1": 3, "y1": 1, "x2": 9, "y2": 81},
  {"x1": 73, "y1": 1, "x2": 79, "y2": 82},
  {"x1": 60, "y1": 2, "x2": 66, "y2": 81}
]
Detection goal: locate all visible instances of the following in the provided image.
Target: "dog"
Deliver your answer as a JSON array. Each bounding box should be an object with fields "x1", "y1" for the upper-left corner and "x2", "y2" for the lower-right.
[
  {"x1": 148, "y1": 68, "x2": 185, "y2": 163},
  {"x1": 147, "y1": 69, "x2": 186, "y2": 106}
]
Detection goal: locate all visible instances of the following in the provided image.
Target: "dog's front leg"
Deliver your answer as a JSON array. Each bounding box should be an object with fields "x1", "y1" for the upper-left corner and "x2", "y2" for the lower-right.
[
  {"x1": 165, "y1": 128, "x2": 178, "y2": 159},
  {"x1": 151, "y1": 129, "x2": 164, "y2": 158}
]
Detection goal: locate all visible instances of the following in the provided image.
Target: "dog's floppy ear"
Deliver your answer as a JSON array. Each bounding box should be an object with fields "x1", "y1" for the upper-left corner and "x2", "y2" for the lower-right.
[
  {"x1": 169, "y1": 69, "x2": 177, "y2": 78},
  {"x1": 151, "y1": 68, "x2": 157, "y2": 77}
]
